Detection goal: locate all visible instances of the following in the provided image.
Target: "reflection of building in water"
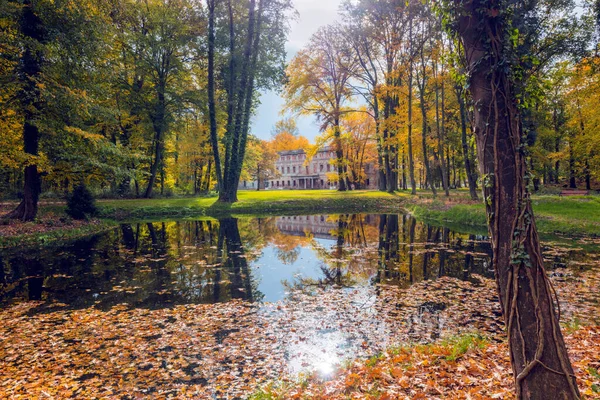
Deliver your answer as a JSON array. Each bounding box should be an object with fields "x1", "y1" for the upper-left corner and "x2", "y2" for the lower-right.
[
  {"x1": 276, "y1": 215, "x2": 339, "y2": 239},
  {"x1": 276, "y1": 215, "x2": 377, "y2": 240}
]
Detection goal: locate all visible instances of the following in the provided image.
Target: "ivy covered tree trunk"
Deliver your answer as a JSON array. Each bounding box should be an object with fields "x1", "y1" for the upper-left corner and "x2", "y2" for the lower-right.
[
  {"x1": 455, "y1": 1, "x2": 580, "y2": 398},
  {"x1": 4, "y1": 0, "x2": 45, "y2": 221}
]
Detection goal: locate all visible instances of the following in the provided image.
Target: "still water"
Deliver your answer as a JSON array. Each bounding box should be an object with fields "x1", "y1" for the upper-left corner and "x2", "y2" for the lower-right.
[{"x1": 0, "y1": 214, "x2": 592, "y2": 312}]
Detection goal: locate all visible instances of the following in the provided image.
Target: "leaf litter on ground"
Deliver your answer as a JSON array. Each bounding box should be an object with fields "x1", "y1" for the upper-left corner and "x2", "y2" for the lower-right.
[{"x1": 0, "y1": 260, "x2": 599, "y2": 399}]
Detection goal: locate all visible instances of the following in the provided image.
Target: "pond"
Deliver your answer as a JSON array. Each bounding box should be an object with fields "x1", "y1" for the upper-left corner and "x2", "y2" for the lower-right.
[
  {"x1": 1, "y1": 214, "x2": 599, "y2": 398},
  {"x1": 1, "y1": 214, "x2": 496, "y2": 309}
]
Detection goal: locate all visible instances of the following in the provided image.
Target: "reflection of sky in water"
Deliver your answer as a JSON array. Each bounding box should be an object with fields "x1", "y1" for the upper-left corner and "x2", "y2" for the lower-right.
[
  {"x1": 252, "y1": 238, "x2": 337, "y2": 303},
  {"x1": 274, "y1": 286, "x2": 387, "y2": 376},
  {"x1": 253, "y1": 236, "x2": 386, "y2": 375}
]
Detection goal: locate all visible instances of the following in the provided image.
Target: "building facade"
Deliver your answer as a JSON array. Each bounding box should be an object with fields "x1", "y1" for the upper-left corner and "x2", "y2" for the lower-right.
[{"x1": 268, "y1": 147, "x2": 378, "y2": 190}]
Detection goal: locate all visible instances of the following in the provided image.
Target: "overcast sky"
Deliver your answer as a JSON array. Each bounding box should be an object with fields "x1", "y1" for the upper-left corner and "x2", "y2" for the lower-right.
[{"x1": 250, "y1": 0, "x2": 343, "y2": 142}]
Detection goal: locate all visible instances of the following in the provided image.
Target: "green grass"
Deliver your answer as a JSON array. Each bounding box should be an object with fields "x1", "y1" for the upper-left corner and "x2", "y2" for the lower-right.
[
  {"x1": 98, "y1": 191, "x2": 600, "y2": 236},
  {"x1": 97, "y1": 190, "x2": 410, "y2": 220},
  {"x1": 407, "y1": 194, "x2": 600, "y2": 237},
  {"x1": 3, "y1": 190, "x2": 599, "y2": 248},
  {"x1": 440, "y1": 333, "x2": 489, "y2": 361}
]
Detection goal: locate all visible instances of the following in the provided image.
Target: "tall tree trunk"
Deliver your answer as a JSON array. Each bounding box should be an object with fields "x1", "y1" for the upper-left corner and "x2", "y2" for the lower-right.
[
  {"x1": 407, "y1": 6, "x2": 417, "y2": 195},
  {"x1": 457, "y1": 85, "x2": 479, "y2": 200},
  {"x1": 383, "y1": 94, "x2": 392, "y2": 192},
  {"x1": 456, "y1": 2, "x2": 580, "y2": 398},
  {"x1": 569, "y1": 139, "x2": 577, "y2": 189},
  {"x1": 576, "y1": 103, "x2": 592, "y2": 191},
  {"x1": 334, "y1": 120, "x2": 347, "y2": 191},
  {"x1": 374, "y1": 98, "x2": 387, "y2": 191},
  {"x1": 204, "y1": 159, "x2": 212, "y2": 192},
  {"x1": 145, "y1": 86, "x2": 166, "y2": 198},
  {"x1": 234, "y1": 0, "x2": 265, "y2": 194},
  {"x1": 553, "y1": 111, "x2": 561, "y2": 184},
  {"x1": 435, "y1": 60, "x2": 450, "y2": 196},
  {"x1": 419, "y1": 87, "x2": 436, "y2": 197},
  {"x1": 207, "y1": 0, "x2": 223, "y2": 193},
  {"x1": 5, "y1": 0, "x2": 45, "y2": 221},
  {"x1": 222, "y1": 0, "x2": 237, "y2": 198},
  {"x1": 220, "y1": 0, "x2": 263, "y2": 202}
]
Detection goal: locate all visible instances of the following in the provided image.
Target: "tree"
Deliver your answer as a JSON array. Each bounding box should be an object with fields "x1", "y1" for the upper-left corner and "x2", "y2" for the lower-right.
[
  {"x1": 270, "y1": 132, "x2": 309, "y2": 153},
  {"x1": 450, "y1": 51, "x2": 479, "y2": 200},
  {"x1": 271, "y1": 117, "x2": 299, "y2": 137},
  {"x1": 2, "y1": 0, "x2": 113, "y2": 219},
  {"x1": 284, "y1": 25, "x2": 356, "y2": 191},
  {"x1": 414, "y1": 4, "x2": 437, "y2": 197},
  {"x1": 241, "y1": 136, "x2": 278, "y2": 190},
  {"x1": 141, "y1": 0, "x2": 200, "y2": 198},
  {"x1": 2, "y1": 0, "x2": 46, "y2": 221},
  {"x1": 447, "y1": 0, "x2": 580, "y2": 398},
  {"x1": 207, "y1": 0, "x2": 291, "y2": 203}
]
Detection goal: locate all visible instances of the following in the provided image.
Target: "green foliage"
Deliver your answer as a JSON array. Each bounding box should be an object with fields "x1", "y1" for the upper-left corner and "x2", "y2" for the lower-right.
[
  {"x1": 441, "y1": 333, "x2": 488, "y2": 361},
  {"x1": 66, "y1": 184, "x2": 98, "y2": 220}
]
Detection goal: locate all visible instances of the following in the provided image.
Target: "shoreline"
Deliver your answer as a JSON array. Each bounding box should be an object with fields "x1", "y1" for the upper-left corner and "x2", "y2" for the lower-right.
[{"x1": 1, "y1": 190, "x2": 598, "y2": 248}]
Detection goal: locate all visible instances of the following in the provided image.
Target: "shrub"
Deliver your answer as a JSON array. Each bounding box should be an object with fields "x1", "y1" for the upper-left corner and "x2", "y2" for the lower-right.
[{"x1": 66, "y1": 184, "x2": 98, "y2": 220}]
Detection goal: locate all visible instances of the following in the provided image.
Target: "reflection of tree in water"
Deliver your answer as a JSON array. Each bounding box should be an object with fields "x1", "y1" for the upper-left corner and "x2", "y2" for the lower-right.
[
  {"x1": 275, "y1": 247, "x2": 300, "y2": 265},
  {"x1": 218, "y1": 218, "x2": 262, "y2": 302},
  {"x1": 285, "y1": 214, "x2": 374, "y2": 291},
  {"x1": 375, "y1": 215, "x2": 493, "y2": 287},
  {"x1": 0, "y1": 218, "x2": 267, "y2": 309}
]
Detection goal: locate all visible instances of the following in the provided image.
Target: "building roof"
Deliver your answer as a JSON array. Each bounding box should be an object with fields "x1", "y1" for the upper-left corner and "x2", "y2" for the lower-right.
[{"x1": 278, "y1": 146, "x2": 333, "y2": 156}]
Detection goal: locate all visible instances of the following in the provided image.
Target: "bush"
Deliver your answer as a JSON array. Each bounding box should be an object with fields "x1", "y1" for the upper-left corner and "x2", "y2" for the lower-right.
[{"x1": 66, "y1": 184, "x2": 98, "y2": 220}]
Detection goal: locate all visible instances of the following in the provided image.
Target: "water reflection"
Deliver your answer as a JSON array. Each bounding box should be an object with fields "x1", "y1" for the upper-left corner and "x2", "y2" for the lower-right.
[{"x1": 0, "y1": 214, "x2": 591, "y2": 312}]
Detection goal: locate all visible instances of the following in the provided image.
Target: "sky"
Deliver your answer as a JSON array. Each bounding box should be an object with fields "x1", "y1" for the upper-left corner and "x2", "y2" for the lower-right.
[{"x1": 250, "y1": 0, "x2": 343, "y2": 142}]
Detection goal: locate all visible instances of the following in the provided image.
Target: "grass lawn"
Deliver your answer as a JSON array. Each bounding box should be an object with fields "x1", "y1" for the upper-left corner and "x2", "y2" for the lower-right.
[
  {"x1": 407, "y1": 194, "x2": 600, "y2": 236},
  {"x1": 2, "y1": 190, "x2": 599, "y2": 246},
  {"x1": 97, "y1": 189, "x2": 412, "y2": 219}
]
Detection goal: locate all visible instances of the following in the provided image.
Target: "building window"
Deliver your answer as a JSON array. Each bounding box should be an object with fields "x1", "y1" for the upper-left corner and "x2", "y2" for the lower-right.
[
  {"x1": 366, "y1": 179, "x2": 370, "y2": 186},
  {"x1": 277, "y1": 181, "x2": 280, "y2": 187},
  {"x1": 313, "y1": 165, "x2": 317, "y2": 173},
  {"x1": 320, "y1": 164, "x2": 324, "y2": 172},
  {"x1": 293, "y1": 180, "x2": 296, "y2": 187},
  {"x1": 287, "y1": 166, "x2": 290, "y2": 173},
  {"x1": 306, "y1": 166, "x2": 309, "y2": 174},
  {"x1": 320, "y1": 179, "x2": 324, "y2": 186},
  {"x1": 287, "y1": 180, "x2": 290, "y2": 186},
  {"x1": 293, "y1": 166, "x2": 296, "y2": 173},
  {"x1": 327, "y1": 164, "x2": 331, "y2": 172}
]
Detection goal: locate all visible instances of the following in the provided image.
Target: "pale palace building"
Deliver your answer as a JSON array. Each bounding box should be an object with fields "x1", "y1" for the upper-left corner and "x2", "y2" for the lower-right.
[{"x1": 267, "y1": 147, "x2": 378, "y2": 190}]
